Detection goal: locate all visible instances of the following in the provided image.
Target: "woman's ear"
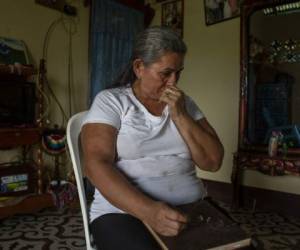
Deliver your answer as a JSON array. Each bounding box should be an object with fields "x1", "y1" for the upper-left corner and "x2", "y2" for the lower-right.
[{"x1": 132, "y1": 59, "x2": 144, "y2": 79}]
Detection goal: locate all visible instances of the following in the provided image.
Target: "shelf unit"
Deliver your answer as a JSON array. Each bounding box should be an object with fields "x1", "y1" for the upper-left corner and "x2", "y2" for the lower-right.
[{"x1": 0, "y1": 63, "x2": 53, "y2": 219}]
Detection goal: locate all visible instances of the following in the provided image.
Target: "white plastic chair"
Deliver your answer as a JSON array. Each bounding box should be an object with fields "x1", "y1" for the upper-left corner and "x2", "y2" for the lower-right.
[{"x1": 66, "y1": 111, "x2": 96, "y2": 250}]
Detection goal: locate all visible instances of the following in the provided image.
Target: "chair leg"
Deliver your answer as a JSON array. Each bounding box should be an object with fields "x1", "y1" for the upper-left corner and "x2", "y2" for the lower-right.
[
  {"x1": 231, "y1": 153, "x2": 242, "y2": 210},
  {"x1": 54, "y1": 155, "x2": 61, "y2": 187}
]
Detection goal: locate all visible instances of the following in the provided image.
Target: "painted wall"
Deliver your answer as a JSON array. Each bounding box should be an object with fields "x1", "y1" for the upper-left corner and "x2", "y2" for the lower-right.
[
  {"x1": 0, "y1": 0, "x2": 89, "y2": 124},
  {"x1": 149, "y1": 0, "x2": 300, "y2": 195}
]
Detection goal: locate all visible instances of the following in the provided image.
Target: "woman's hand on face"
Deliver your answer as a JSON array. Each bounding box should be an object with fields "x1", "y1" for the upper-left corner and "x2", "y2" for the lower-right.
[
  {"x1": 144, "y1": 201, "x2": 187, "y2": 236},
  {"x1": 159, "y1": 86, "x2": 187, "y2": 121}
]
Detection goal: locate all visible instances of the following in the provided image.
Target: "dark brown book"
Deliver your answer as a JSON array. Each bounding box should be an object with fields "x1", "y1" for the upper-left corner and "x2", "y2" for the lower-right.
[{"x1": 144, "y1": 199, "x2": 252, "y2": 250}]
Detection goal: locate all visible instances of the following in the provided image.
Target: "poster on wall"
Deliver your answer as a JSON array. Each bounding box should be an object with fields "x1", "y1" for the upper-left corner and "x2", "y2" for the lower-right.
[
  {"x1": 161, "y1": 0, "x2": 184, "y2": 38},
  {"x1": 204, "y1": 0, "x2": 242, "y2": 25}
]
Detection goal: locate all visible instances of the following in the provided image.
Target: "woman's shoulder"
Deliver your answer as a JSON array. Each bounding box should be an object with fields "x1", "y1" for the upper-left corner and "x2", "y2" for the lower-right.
[
  {"x1": 96, "y1": 86, "x2": 130, "y2": 99},
  {"x1": 184, "y1": 94, "x2": 196, "y2": 105},
  {"x1": 184, "y1": 94, "x2": 205, "y2": 120},
  {"x1": 94, "y1": 86, "x2": 133, "y2": 107}
]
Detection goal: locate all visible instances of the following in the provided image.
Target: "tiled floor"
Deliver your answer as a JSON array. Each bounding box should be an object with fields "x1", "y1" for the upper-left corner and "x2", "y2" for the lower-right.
[{"x1": 0, "y1": 202, "x2": 299, "y2": 250}]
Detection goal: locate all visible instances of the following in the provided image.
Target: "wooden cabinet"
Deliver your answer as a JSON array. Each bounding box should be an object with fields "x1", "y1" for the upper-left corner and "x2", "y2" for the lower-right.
[
  {"x1": 0, "y1": 128, "x2": 41, "y2": 148},
  {"x1": 0, "y1": 63, "x2": 53, "y2": 219}
]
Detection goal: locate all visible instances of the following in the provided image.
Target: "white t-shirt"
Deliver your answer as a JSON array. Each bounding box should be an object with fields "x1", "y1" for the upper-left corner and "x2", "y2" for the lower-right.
[{"x1": 83, "y1": 86, "x2": 207, "y2": 222}]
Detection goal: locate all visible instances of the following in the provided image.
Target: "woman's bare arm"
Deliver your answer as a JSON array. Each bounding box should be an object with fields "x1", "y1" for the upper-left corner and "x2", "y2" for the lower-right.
[
  {"x1": 81, "y1": 123, "x2": 187, "y2": 236},
  {"x1": 160, "y1": 86, "x2": 224, "y2": 171},
  {"x1": 173, "y1": 116, "x2": 224, "y2": 171}
]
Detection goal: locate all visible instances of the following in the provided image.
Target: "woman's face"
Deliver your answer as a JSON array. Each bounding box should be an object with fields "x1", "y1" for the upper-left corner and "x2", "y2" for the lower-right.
[{"x1": 135, "y1": 52, "x2": 184, "y2": 101}]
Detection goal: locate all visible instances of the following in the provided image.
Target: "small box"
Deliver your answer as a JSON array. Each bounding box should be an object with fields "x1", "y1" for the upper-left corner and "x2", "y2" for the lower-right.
[{"x1": 0, "y1": 163, "x2": 36, "y2": 196}]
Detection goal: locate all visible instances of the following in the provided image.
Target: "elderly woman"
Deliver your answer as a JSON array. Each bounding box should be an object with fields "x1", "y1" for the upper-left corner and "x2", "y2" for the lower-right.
[{"x1": 81, "y1": 26, "x2": 224, "y2": 250}]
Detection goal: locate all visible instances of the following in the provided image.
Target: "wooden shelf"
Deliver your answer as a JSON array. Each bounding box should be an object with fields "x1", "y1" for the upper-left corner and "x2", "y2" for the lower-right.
[
  {"x1": 0, "y1": 64, "x2": 36, "y2": 75},
  {"x1": 0, "y1": 60, "x2": 51, "y2": 219},
  {"x1": 0, "y1": 194, "x2": 54, "y2": 219},
  {"x1": 236, "y1": 151, "x2": 300, "y2": 176},
  {"x1": 0, "y1": 127, "x2": 41, "y2": 149},
  {"x1": 0, "y1": 64, "x2": 36, "y2": 81}
]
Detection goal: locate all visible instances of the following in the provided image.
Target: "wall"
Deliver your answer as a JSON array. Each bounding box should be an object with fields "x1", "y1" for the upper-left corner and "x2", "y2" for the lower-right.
[
  {"x1": 0, "y1": 1, "x2": 89, "y2": 173},
  {"x1": 148, "y1": 0, "x2": 300, "y2": 195},
  {"x1": 0, "y1": 0, "x2": 89, "y2": 124}
]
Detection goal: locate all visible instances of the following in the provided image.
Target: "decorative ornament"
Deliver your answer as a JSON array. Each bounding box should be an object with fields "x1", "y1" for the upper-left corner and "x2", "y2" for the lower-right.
[
  {"x1": 42, "y1": 126, "x2": 66, "y2": 188},
  {"x1": 251, "y1": 37, "x2": 300, "y2": 64},
  {"x1": 42, "y1": 127, "x2": 66, "y2": 155}
]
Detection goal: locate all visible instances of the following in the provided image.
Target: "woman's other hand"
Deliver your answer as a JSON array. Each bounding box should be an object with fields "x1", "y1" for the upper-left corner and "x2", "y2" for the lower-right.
[{"x1": 144, "y1": 201, "x2": 187, "y2": 236}]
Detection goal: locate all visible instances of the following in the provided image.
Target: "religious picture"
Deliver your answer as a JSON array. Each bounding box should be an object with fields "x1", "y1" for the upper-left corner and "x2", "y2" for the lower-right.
[
  {"x1": 204, "y1": 0, "x2": 242, "y2": 25},
  {"x1": 161, "y1": 0, "x2": 184, "y2": 37}
]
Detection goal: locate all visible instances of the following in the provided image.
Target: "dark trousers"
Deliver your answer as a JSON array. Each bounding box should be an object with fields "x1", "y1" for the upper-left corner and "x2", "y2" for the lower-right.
[{"x1": 90, "y1": 213, "x2": 161, "y2": 250}]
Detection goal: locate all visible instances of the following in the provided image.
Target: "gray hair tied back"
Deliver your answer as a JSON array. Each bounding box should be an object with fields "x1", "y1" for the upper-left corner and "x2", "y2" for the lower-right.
[{"x1": 111, "y1": 26, "x2": 187, "y2": 88}]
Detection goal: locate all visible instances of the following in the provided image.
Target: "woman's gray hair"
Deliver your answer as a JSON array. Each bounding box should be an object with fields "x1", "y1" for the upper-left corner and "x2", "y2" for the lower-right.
[{"x1": 111, "y1": 26, "x2": 187, "y2": 87}]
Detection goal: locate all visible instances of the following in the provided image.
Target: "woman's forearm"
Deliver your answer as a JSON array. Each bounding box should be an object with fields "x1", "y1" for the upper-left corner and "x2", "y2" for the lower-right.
[
  {"x1": 173, "y1": 115, "x2": 224, "y2": 171},
  {"x1": 159, "y1": 86, "x2": 223, "y2": 170}
]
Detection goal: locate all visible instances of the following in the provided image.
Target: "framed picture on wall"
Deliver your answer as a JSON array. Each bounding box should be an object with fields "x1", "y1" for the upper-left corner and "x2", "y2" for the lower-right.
[
  {"x1": 161, "y1": 0, "x2": 184, "y2": 37},
  {"x1": 204, "y1": 0, "x2": 241, "y2": 25}
]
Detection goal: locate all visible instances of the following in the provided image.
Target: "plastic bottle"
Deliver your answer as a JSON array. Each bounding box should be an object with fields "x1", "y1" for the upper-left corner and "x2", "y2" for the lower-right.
[{"x1": 268, "y1": 132, "x2": 278, "y2": 157}]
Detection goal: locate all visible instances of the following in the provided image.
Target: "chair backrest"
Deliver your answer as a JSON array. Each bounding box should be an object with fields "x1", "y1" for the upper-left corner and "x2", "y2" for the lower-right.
[{"x1": 66, "y1": 111, "x2": 96, "y2": 250}]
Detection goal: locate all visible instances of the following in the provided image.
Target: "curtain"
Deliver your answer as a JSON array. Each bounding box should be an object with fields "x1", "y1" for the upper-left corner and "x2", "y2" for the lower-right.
[{"x1": 89, "y1": 0, "x2": 144, "y2": 103}]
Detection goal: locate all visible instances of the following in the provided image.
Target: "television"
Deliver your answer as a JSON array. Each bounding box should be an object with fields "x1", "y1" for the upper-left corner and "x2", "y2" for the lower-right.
[{"x1": 0, "y1": 80, "x2": 36, "y2": 126}]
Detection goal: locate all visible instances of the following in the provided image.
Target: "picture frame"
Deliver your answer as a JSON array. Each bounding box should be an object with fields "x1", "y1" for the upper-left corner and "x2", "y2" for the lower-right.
[
  {"x1": 161, "y1": 0, "x2": 184, "y2": 37},
  {"x1": 204, "y1": 0, "x2": 241, "y2": 26}
]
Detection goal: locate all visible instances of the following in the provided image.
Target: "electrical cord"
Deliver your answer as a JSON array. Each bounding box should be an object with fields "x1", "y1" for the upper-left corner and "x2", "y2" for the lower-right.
[
  {"x1": 35, "y1": 77, "x2": 51, "y2": 124},
  {"x1": 41, "y1": 11, "x2": 78, "y2": 127}
]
